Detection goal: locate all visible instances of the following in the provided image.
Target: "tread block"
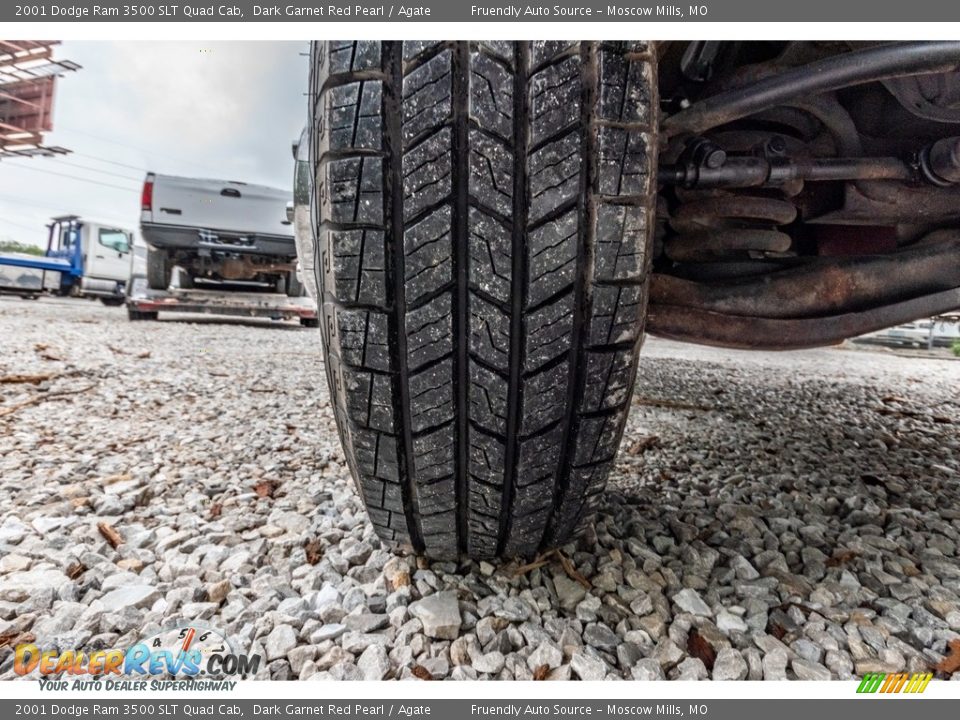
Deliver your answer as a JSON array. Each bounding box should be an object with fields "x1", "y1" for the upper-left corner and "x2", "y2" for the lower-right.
[
  {"x1": 325, "y1": 41, "x2": 381, "y2": 75},
  {"x1": 580, "y1": 348, "x2": 636, "y2": 413},
  {"x1": 337, "y1": 308, "x2": 390, "y2": 371},
  {"x1": 324, "y1": 82, "x2": 383, "y2": 153},
  {"x1": 529, "y1": 54, "x2": 580, "y2": 146},
  {"x1": 469, "y1": 129, "x2": 514, "y2": 218},
  {"x1": 525, "y1": 293, "x2": 574, "y2": 370},
  {"x1": 589, "y1": 284, "x2": 643, "y2": 346},
  {"x1": 329, "y1": 228, "x2": 387, "y2": 306},
  {"x1": 409, "y1": 359, "x2": 454, "y2": 432},
  {"x1": 402, "y1": 49, "x2": 453, "y2": 144},
  {"x1": 520, "y1": 360, "x2": 568, "y2": 434},
  {"x1": 469, "y1": 364, "x2": 509, "y2": 434},
  {"x1": 469, "y1": 294, "x2": 511, "y2": 371},
  {"x1": 528, "y1": 211, "x2": 578, "y2": 308},
  {"x1": 402, "y1": 128, "x2": 452, "y2": 218},
  {"x1": 597, "y1": 127, "x2": 654, "y2": 197},
  {"x1": 594, "y1": 204, "x2": 649, "y2": 282},
  {"x1": 404, "y1": 206, "x2": 452, "y2": 305},
  {"x1": 412, "y1": 425, "x2": 455, "y2": 482},
  {"x1": 528, "y1": 131, "x2": 581, "y2": 223},
  {"x1": 597, "y1": 47, "x2": 654, "y2": 126},
  {"x1": 405, "y1": 294, "x2": 453, "y2": 370},
  {"x1": 470, "y1": 52, "x2": 514, "y2": 141},
  {"x1": 467, "y1": 208, "x2": 512, "y2": 304},
  {"x1": 320, "y1": 157, "x2": 384, "y2": 225}
]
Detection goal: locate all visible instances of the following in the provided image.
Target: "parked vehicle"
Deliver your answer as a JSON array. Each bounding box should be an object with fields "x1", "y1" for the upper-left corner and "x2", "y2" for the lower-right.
[
  {"x1": 304, "y1": 41, "x2": 960, "y2": 559},
  {"x1": 0, "y1": 215, "x2": 132, "y2": 305},
  {"x1": 130, "y1": 173, "x2": 318, "y2": 325},
  {"x1": 140, "y1": 172, "x2": 300, "y2": 294},
  {"x1": 860, "y1": 317, "x2": 960, "y2": 348}
]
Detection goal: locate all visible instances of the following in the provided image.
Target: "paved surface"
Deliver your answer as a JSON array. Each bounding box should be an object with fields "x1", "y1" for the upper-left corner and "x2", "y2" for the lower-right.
[{"x1": 1, "y1": 296, "x2": 958, "y2": 681}]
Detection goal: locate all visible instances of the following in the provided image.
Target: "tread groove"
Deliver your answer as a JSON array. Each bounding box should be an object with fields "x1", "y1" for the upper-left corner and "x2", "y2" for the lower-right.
[{"x1": 385, "y1": 41, "x2": 426, "y2": 553}]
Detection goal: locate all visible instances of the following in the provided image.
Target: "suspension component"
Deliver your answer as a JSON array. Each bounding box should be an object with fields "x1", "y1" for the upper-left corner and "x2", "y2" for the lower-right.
[{"x1": 665, "y1": 191, "x2": 797, "y2": 262}]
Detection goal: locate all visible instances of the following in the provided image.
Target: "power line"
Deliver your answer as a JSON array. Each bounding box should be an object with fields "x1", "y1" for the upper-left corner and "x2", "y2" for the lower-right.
[
  {"x1": 1, "y1": 163, "x2": 139, "y2": 193},
  {"x1": 0, "y1": 217, "x2": 39, "y2": 233},
  {"x1": 49, "y1": 158, "x2": 142, "y2": 182},
  {"x1": 73, "y1": 152, "x2": 147, "y2": 172},
  {"x1": 7, "y1": 155, "x2": 142, "y2": 182},
  {"x1": 56, "y1": 125, "x2": 210, "y2": 172}
]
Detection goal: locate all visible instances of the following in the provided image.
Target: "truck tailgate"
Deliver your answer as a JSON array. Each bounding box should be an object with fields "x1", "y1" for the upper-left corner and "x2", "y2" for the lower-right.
[{"x1": 144, "y1": 174, "x2": 292, "y2": 237}]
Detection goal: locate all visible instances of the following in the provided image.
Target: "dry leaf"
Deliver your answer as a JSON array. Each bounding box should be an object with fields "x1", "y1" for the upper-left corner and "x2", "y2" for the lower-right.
[
  {"x1": 687, "y1": 629, "x2": 716, "y2": 671},
  {"x1": 254, "y1": 480, "x2": 280, "y2": 498},
  {"x1": 97, "y1": 521, "x2": 123, "y2": 549},
  {"x1": 627, "y1": 435, "x2": 660, "y2": 455},
  {"x1": 136, "y1": 351, "x2": 151, "y2": 359},
  {"x1": 936, "y1": 639, "x2": 960, "y2": 676},
  {"x1": 411, "y1": 665, "x2": 434, "y2": 681},
  {"x1": 826, "y1": 549, "x2": 859, "y2": 567},
  {"x1": 304, "y1": 539, "x2": 324, "y2": 565},
  {"x1": 0, "y1": 631, "x2": 35, "y2": 649},
  {"x1": 66, "y1": 561, "x2": 87, "y2": 579},
  {"x1": 533, "y1": 664, "x2": 551, "y2": 680},
  {"x1": 209, "y1": 503, "x2": 222, "y2": 519}
]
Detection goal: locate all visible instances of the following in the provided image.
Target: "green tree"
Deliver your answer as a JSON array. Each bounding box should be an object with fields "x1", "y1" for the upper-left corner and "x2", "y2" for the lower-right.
[{"x1": 0, "y1": 239, "x2": 44, "y2": 256}]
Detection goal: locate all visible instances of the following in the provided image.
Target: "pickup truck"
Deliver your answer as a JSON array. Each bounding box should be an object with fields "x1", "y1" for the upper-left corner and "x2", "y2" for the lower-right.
[{"x1": 140, "y1": 172, "x2": 300, "y2": 293}]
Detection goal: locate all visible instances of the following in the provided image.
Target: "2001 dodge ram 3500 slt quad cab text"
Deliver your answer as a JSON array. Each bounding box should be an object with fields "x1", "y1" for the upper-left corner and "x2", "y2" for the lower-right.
[
  {"x1": 140, "y1": 172, "x2": 302, "y2": 295},
  {"x1": 298, "y1": 40, "x2": 960, "y2": 561}
]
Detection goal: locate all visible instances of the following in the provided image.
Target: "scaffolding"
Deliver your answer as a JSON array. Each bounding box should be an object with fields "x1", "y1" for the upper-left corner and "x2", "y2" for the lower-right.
[{"x1": 0, "y1": 40, "x2": 79, "y2": 160}]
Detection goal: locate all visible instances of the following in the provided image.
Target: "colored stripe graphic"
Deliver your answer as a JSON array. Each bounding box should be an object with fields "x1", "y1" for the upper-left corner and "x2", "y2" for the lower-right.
[{"x1": 856, "y1": 672, "x2": 932, "y2": 694}]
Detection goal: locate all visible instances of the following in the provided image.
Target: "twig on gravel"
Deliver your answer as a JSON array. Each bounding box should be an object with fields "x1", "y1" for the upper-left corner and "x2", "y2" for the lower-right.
[
  {"x1": 0, "y1": 372, "x2": 58, "y2": 385},
  {"x1": 0, "y1": 384, "x2": 96, "y2": 418},
  {"x1": 512, "y1": 549, "x2": 592, "y2": 590},
  {"x1": 632, "y1": 396, "x2": 715, "y2": 412}
]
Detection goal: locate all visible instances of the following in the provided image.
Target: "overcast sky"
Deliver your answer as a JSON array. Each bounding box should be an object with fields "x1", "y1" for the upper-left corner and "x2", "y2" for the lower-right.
[{"x1": 0, "y1": 41, "x2": 308, "y2": 248}]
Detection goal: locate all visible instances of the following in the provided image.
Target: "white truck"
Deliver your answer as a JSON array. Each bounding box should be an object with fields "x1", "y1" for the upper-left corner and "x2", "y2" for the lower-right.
[
  {"x1": 128, "y1": 172, "x2": 318, "y2": 325},
  {"x1": 0, "y1": 215, "x2": 133, "y2": 304}
]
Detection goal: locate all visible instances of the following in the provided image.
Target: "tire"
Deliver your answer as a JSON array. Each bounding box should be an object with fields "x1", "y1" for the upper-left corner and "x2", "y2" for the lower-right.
[
  {"x1": 100, "y1": 297, "x2": 124, "y2": 307},
  {"x1": 146, "y1": 247, "x2": 172, "y2": 290},
  {"x1": 310, "y1": 41, "x2": 657, "y2": 559},
  {"x1": 286, "y1": 269, "x2": 304, "y2": 297},
  {"x1": 301, "y1": 316, "x2": 320, "y2": 328}
]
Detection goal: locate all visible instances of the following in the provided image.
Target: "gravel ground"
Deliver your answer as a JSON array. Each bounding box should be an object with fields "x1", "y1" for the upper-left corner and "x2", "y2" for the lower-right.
[{"x1": 1, "y1": 296, "x2": 959, "y2": 682}]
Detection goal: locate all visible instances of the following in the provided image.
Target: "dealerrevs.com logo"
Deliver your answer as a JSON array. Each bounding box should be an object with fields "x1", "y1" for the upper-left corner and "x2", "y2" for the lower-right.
[{"x1": 15, "y1": 623, "x2": 261, "y2": 691}]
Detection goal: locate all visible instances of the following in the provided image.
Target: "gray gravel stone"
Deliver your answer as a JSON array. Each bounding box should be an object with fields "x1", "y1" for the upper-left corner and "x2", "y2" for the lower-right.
[
  {"x1": 265, "y1": 624, "x2": 297, "y2": 662},
  {"x1": 409, "y1": 592, "x2": 461, "y2": 640}
]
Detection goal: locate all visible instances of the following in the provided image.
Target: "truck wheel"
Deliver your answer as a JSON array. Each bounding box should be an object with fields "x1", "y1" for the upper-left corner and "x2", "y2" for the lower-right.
[
  {"x1": 99, "y1": 297, "x2": 125, "y2": 307},
  {"x1": 310, "y1": 41, "x2": 657, "y2": 559},
  {"x1": 146, "y1": 247, "x2": 172, "y2": 290},
  {"x1": 286, "y1": 270, "x2": 304, "y2": 297}
]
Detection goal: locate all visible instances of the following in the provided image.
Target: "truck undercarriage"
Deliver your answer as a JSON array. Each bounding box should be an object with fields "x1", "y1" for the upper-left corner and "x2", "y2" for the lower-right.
[{"x1": 649, "y1": 40, "x2": 960, "y2": 349}]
